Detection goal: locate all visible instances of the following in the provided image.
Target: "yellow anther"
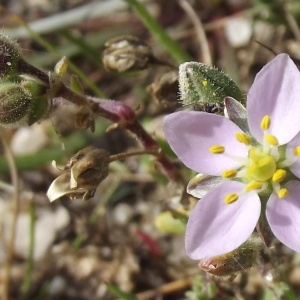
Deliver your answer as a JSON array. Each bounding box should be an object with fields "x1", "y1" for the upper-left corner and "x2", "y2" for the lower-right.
[
  {"x1": 264, "y1": 134, "x2": 278, "y2": 146},
  {"x1": 245, "y1": 181, "x2": 263, "y2": 192},
  {"x1": 224, "y1": 193, "x2": 239, "y2": 204},
  {"x1": 294, "y1": 146, "x2": 300, "y2": 156},
  {"x1": 202, "y1": 80, "x2": 208, "y2": 86},
  {"x1": 209, "y1": 145, "x2": 225, "y2": 154},
  {"x1": 261, "y1": 115, "x2": 271, "y2": 130},
  {"x1": 222, "y1": 169, "x2": 237, "y2": 178},
  {"x1": 235, "y1": 132, "x2": 251, "y2": 145},
  {"x1": 272, "y1": 169, "x2": 287, "y2": 183},
  {"x1": 278, "y1": 188, "x2": 288, "y2": 198}
]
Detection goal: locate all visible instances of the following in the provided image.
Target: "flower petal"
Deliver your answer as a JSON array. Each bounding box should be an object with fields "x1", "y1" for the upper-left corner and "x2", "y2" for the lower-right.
[
  {"x1": 185, "y1": 181, "x2": 261, "y2": 260},
  {"x1": 266, "y1": 180, "x2": 300, "y2": 252},
  {"x1": 286, "y1": 131, "x2": 300, "y2": 178},
  {"x1": 247, "y1": 54, "x2": 300, "y2": 145},
  {"x1": 163, "y1": 111, "x2": 248, "y2": 175}
]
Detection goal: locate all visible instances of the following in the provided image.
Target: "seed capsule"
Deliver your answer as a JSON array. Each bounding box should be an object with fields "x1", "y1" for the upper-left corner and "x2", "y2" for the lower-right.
[{"x1": 103, "y1": 35, "x2": 153, "y2": 72}]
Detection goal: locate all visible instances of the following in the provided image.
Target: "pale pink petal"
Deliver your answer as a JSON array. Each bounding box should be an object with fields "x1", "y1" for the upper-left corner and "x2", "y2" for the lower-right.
[
  {"x1": 185, "y1": 181, "x2": 261, "y2": 260},
  {"x1": 286, "y1": 131, "x2": 300, "y2": 178},
  {"x1": 247, "y1": 54, "x2": 300, "y2": 145},
  {"x1": 266, "y1": 181, "x2": 300, "y2": 252},
  {"x1": 163, "y1": 111, "x2": 248, "y2": 175}
]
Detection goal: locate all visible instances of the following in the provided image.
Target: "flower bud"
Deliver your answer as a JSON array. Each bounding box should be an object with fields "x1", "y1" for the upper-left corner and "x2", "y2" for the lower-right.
[
  {"x1": 54, "y1": 56, "x2": 68, "y2": 76},
  {"x1": 47, "y1": 147, "x2": 110, "y2": 202},
  {"x1": 179, "y1": 62, "x2": 245, "y2": 112},
  {"x1": 148, "y1": 70, "x2": 180, "y2": 109},
  {"x1": 199, "y1": 237, "x2": 263, "y2": 277},
  {"x1": 155, "y1": 211, "x2": 186, "y2": 235},
  {"x1": 0, "y1": 34, "x2": 21, "y2": 77},
  {"x1": 103, "y1": 35, "x2": 153, "y2": 72},
  {"x1": 0, "y1": 81, "x2": 32, "y2": 126},
  {"x1": 21, "y1": 79, "x2": 49, "y2": 125}
]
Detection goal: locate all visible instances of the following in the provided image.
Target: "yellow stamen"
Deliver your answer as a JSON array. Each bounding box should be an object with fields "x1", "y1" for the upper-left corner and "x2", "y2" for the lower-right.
[
  {"x1": 209, "y1": 145, "x2": 225, "y2": 154},
  {"x1": 264, "y1": 134, "x2": 278, "y2": 146},
  {"x1": 245, "y1": 181, "x2": 263, "y2": 192},
  {"x1": 272, "y1": 169, "x2": 287, "y2": 183},
  {"x1": 278, "y1": 188, "x2": 288, "y2": 198},
  {"x1": 224, "y1": 193, "x2": 239, "y2": 204},
  {"x1": 261, "y1": 115, "x2": 271, "y2": 130},
  {"x1": 202, "y1": 80, "x2": 208, "y2": 86},
  {"x1": 222, "y1": 169, "x2": 237, "y2": 178},
  {"x1": 235, "y1": 132, "x2": 251, "y2": 145},
  {"x1": 294, "y1": 146, "x2": 300, "y2": 156}
]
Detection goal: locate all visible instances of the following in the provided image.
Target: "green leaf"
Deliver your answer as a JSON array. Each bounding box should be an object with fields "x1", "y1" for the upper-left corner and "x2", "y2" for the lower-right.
[{"x1": 107, "y1": 284, "x2": 138, "y2": 300}]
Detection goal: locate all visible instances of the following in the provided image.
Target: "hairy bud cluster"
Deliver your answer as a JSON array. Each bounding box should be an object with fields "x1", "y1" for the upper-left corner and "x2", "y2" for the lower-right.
[
  {"x1": 0, "y1": 81, "x2": 32, "y2": 125},
  {"x1": 0, "y1": 34, "x2": 21, "y2": 77}
]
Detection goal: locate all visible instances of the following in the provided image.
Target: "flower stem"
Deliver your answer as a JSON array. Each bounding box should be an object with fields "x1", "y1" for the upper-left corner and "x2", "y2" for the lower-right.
[
  {"x1": 18, "y1": 59, "x2": 50, "y2": 84},
  {"x1": 88, "y1": 97, "x2": 184, "y2": 183},
  {"x1": 0, "y1": 129, "x2": 20, "y2": 300},
  {"x1": 108, "y1": 149, "x2": 159, "y2": 162},
  {"x1": 21, "y1": 200, "x2": 36, "y2": 293}
]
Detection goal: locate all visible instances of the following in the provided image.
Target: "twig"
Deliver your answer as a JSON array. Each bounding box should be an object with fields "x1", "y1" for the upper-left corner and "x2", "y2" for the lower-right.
[
  {"x1": 283, "y1": 3, "x2": 300, "y2": 44},
  {"x1": 0, "y1": 129, "x2": 20, "y2": 300},
  {"x1": 135, "y1": 276, "x2": 194, "y2": 299},
  {"x1": 179, "y1": 0, "x2": 212, "y2": 65}
]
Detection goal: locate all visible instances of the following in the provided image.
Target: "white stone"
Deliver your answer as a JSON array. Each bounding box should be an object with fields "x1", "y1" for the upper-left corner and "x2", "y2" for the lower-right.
[
  {"x1": 225, "y1": 17, "x2": 252, "y2": 47},
  {"x1": 6, "y1": 207, "x2": 70, "y2": 260},
  {"x1": 11, "y1": 124, "x2": 49, "y2": 155}
]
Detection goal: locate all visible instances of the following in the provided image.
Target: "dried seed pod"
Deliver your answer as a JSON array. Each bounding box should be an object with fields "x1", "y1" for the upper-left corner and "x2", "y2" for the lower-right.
[
  {"x1": 103, "y1": 35, "x2": 153, "y2": 72},
  {"x1": 47, "y1": 146, "x2": 111, "y2": 202},
  {"x1": 148, "y1": 70, "x2": 180, "y2": 109},
  {"x1": 0, "y1": 81, "x2": 32, "y2": 126},
  {"x1": 0, "y1": 33, "x2": 21, "y2": 77}
]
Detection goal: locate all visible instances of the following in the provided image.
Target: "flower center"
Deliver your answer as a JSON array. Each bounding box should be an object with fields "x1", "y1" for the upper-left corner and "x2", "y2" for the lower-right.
[
  {"x1": 209, "y1": 115, "x2": 297, "y2": 203},
  {"x1": 247, "y1": 150, "x2": 276, "y2": 182}
]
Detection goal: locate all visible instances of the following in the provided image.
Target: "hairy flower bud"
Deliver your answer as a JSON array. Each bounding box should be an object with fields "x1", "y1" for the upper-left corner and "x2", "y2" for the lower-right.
[
  {"x1": 0, "y1": 34, "x2": 21, "y2": 77},
  {"x1": 179, "y1": 62, "x2": 245, "y2": 113},
  {"x1": 103, "y1": 35, "x2": 153, "y2": 72},
  {"x1": 21, "y1": 79, "x2": 49, "y2": 125},
  {"x1": 0, "y1": 81, "x2": 33, "y2": 126},
  {"x1": 198, "y1": 238, "x2": 262, "y2": 277}
]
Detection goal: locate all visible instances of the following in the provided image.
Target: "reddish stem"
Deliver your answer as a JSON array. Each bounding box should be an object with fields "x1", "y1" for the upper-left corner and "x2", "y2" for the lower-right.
[{"x1": 89, "y1": 97, "x2": 184, "y2": 183}]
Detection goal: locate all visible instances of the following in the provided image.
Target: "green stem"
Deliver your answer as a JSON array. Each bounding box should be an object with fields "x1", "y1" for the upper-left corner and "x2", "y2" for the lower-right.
[
  {"x1": 21, "y1": 201, "x2": 36, "y2": 293},
  {"x1": 0, "y1": 129, "x2": 20, "y2": 300},
  {"x1": 124, "y1": 0, "x2": 192, "y2": 63}
]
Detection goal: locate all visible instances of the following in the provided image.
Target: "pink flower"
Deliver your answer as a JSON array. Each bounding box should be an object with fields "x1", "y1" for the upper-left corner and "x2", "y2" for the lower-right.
[{"x1": 163, "y1": 54, "x2": 300, "y2": 259}]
